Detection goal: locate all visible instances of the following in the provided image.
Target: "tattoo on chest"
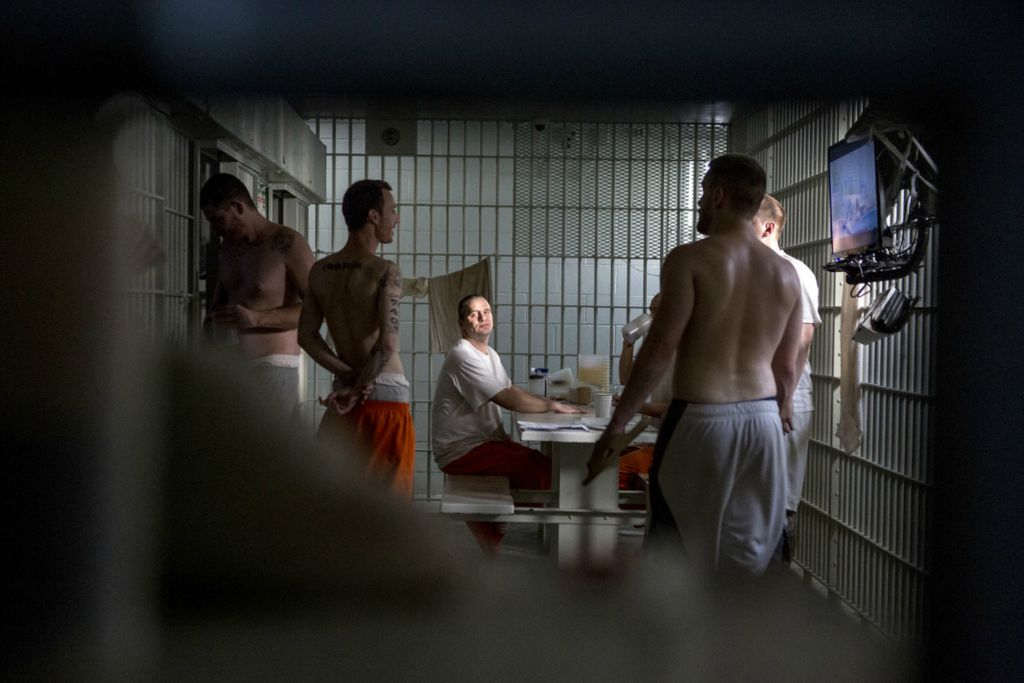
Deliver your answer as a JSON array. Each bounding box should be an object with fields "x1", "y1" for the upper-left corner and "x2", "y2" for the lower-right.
[
  {"x1": 326, "y1": 261, "x2": 362, "y2": 271},
  {"x1": 271, "y1": 231, "x2": 295, "y2": 253}
]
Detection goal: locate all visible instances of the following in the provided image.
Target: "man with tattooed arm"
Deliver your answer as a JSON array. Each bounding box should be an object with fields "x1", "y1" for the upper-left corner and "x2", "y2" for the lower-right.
[
  {"x1": 202, "y1": 173, "x2": 316, "y2": 417},
  {"x1": 299, "y1": 179, "x2": 415, "y2": 498}
]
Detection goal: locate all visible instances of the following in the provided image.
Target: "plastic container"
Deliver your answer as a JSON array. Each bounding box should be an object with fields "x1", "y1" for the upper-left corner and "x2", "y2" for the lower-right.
[
  {"x1": 528, "y1": 367, "x2": 549, "y2": 396},
  {"x1": 621, "y1": 312, "x2": 652, "y2": 343},
  {"x1": 577, "y1": 355, "x2": 611, "y2": 391}
]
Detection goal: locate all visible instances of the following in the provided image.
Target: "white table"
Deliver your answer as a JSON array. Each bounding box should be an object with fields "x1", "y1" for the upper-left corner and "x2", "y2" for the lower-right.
[{"x1": 515, "y1": 412, "x2": 656, "y2": 570}]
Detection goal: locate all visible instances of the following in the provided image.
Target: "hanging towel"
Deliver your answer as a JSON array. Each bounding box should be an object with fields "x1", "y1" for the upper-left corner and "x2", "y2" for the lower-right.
[
  {"x1": 428, "y1": 258, "x2": 493, "y2": 353},
  {"x1": 836, "y1": 279, "x2": 864, "y2": 454}
]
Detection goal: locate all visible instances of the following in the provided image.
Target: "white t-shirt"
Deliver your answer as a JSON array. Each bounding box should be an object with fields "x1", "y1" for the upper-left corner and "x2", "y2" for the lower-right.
[
  {"x1": 431, "y1": 339, "x2": 512, "y2": 468},
  {"x1": 776, "y1": 247, "x2": 822, "y2": 413}
]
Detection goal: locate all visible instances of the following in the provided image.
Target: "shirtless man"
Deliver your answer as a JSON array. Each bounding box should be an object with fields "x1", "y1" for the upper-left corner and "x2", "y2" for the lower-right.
[
  {"x1": 298, "y1": 179, "x2": 415, "y2": 498},
  {"x1": 201, "y1": 173, "x2": 315, "y2": 416},
  {"x1": 588, "y1": 154, "x2": 802, "y2": 576}
]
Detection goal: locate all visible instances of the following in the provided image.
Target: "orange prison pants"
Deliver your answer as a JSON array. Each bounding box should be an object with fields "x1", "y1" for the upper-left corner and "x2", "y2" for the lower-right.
[
  {"x1": 317, "y1": 400, "x2": 415, "y2": 499},
  {"x1": 619, "y1": 445, "x2": 653, "y2": 490},
  {"x1": 442, "y1": 440, "x2": 551, "y2": 554}
]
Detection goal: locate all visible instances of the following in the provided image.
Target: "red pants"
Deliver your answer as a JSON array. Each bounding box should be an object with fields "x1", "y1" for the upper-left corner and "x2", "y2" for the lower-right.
[
  {"x1": 317, "y1": 400, "x2": 415, "y2": 499},
  {"x1": 442, "y1": 439, "x2": 551, "y2": 553}
]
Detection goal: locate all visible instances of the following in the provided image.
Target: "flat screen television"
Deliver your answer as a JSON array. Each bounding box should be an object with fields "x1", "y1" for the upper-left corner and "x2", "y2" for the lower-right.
[{"x1": 827, "y1": 136, "x2": 884, "y2": 258}]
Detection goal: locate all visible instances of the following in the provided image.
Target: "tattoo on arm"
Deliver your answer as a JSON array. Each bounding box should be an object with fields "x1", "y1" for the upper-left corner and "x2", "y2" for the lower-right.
[
  {"x1": 380, "y1": 269, "x2": 401, "y2": 335},
  {"x1": 352, "y1": 266, "x2": 401, "y2": 387}
]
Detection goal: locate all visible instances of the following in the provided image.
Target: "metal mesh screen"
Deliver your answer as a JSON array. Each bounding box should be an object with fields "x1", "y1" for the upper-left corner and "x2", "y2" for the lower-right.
[{"x1": 306, "y1": 116, "x2": 723, "y2": 502}]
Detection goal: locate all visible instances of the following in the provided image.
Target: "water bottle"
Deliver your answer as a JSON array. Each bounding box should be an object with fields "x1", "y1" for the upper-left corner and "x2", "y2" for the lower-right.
[{"x1": 621, "y1": 312, "x2": 652, "y2": 343}]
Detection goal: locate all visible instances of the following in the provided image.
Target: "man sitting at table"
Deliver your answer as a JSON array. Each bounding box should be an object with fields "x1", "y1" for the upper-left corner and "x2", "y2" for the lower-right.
[{"x1": 431, "y1": 294, "x2": 584, "y2": 555}]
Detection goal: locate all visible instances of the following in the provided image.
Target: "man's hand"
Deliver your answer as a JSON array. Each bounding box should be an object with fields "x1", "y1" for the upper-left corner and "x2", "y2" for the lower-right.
[
  {"x1": 780, "y1": 409, "x2": 794, "y2": 434},
  {"x1": 549, "y1": 399, "x2": 586, "y2": 414},
  {"x1": 319, "y1": 387, "x2": 361, "y2": 415},
  {"x1": 210, "y1": 303, "x2": 259, "y2": 330},
  {"x1": 583, "y1": 417, "x2": 651, "y2": 486},
  {"x1": 779, "y1": 400, "x2": 794, "y2": 434}
]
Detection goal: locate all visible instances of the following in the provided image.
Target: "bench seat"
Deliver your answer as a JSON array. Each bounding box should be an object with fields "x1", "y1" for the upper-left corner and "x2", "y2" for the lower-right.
[{"x1": 440, "y1": 474, "x2": 515, "y2": 516}]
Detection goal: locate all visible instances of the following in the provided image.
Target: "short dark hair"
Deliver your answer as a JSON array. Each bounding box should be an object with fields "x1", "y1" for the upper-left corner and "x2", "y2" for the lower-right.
[
  {"x1": 342, "y1": 179, "x2": 392, "y2": 231},
  {"x1": 706, "y1": 154, "x2": 767, "y2": 217},
  {"x1": 458, "y1": 293, "x2": 485, "y2": 321},
  {"x1": 199, "y1": 173, "x2": 255, "y2": 210}
]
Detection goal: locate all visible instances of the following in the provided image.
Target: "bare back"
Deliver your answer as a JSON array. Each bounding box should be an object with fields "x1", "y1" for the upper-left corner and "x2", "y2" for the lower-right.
[
  {"x1": 306, "y1": 247, "x2": 404, "y2": 377},
  {"x1": 665, "y1": 232, "x2": 802, "y2": 403}
]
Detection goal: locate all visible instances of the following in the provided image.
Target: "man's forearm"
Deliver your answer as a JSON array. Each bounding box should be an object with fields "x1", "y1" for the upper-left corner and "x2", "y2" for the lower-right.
[
  {"x1": 493, "y1": 385, "x2": 556, "y2": 413},
  {"x1": 609, "y1": 335, "x2": 671, "y2": 431},
  {"x1": 772, "y1": 359, "x2": 798, "y2": 412},
  {"x1": 351, "y1": 341, "x2": 392, "y2": 389},
  {"x1": 298, "y1": 332, "x2": 353, "y2": 378},
  {"x1": 619, "y1": 342, "x2": 634, "y2": 384},
  {"x1": 249, "y1": 303, "x2": 303, "y2": 330}
]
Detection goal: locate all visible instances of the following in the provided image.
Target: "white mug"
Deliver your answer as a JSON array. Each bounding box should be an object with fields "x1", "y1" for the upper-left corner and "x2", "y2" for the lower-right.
[{"x1": 593, "y1": 392, "x2": 613, "y2": 419}]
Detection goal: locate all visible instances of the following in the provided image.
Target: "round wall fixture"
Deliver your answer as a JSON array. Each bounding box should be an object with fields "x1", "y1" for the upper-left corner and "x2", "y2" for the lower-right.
[{"x1": 382, "y1": 127, "x2": 401, "y2": 146}]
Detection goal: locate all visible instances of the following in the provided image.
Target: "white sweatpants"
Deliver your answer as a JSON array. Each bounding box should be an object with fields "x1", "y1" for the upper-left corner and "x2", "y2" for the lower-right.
[{"x1": 657, "y1": 399, "x2": 787, "y2": 576}]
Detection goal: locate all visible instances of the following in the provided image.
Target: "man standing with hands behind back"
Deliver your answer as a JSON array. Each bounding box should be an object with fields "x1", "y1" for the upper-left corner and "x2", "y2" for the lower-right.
[
  {"x1": 299, "y1": 179, "x2": 415, "y2": 498},
  {"x1": 202, "y1": 172, "x2": 316, "y2": 417},
  {"x1": 588, "y1": 154, "x2": 803, "y2": 576}
]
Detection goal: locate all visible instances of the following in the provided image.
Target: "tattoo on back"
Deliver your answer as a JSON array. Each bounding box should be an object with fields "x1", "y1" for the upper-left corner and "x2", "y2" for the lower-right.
[
  {"x1": 271, "y1": 231, "x2": 295, "y2": 253},
  {"x1": 325, "y1": 261, "x2": 362, "y2": 271}
]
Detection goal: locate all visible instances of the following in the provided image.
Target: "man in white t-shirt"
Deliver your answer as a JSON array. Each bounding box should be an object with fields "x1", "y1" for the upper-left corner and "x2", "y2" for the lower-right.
[
  {"x1": 432, "y1": 294, "x2": 583, "y2": 554},
  {"x1": 754, "y1": 194, "x2": 822, "y2": 560}
]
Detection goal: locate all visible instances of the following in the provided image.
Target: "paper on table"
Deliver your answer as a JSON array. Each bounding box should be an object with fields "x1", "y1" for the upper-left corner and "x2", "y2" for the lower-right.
[{"x1": 517, "y1": 420, "x2": 588, "y2": 431}]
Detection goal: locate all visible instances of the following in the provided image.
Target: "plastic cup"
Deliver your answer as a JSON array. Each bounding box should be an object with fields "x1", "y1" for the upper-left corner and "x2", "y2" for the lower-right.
[
  {"x1": 621, "y1": 312, "x2": 652, "y2": 343},
  {"x1": 594, "y1": 392, "x2": 613, "y2": 419}
]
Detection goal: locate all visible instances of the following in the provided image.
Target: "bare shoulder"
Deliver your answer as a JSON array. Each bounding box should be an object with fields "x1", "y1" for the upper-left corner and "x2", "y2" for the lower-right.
[
  {"x1": 308, "y1": 253, "x2": 331, "y2": 276},
  {"x1": 664, "y1": 239, "x2": 719, "y2": 278},
  {"x1": 772, "y1": 251, "x2": 802, "y2": 294},
  {"x1": 376, "y1": 258, "x2": 402, "y2": 287},
  {"x1": 269, "y1": 224, "x2": 309, "y2": 254},
  {"x1": 664, "y1": 240, "x2": 705, "y2": 267}
]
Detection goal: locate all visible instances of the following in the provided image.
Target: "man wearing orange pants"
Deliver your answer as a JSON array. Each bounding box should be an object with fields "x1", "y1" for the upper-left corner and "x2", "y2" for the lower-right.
[{"x1": 299, "y1": 179, "x2": 415, "y2": 498}]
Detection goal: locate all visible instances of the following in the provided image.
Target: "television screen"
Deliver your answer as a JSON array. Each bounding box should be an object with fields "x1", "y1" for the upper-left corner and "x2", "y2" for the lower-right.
[{"x1": 828, "y1": 136, "x2": 883, "y2": 257}]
